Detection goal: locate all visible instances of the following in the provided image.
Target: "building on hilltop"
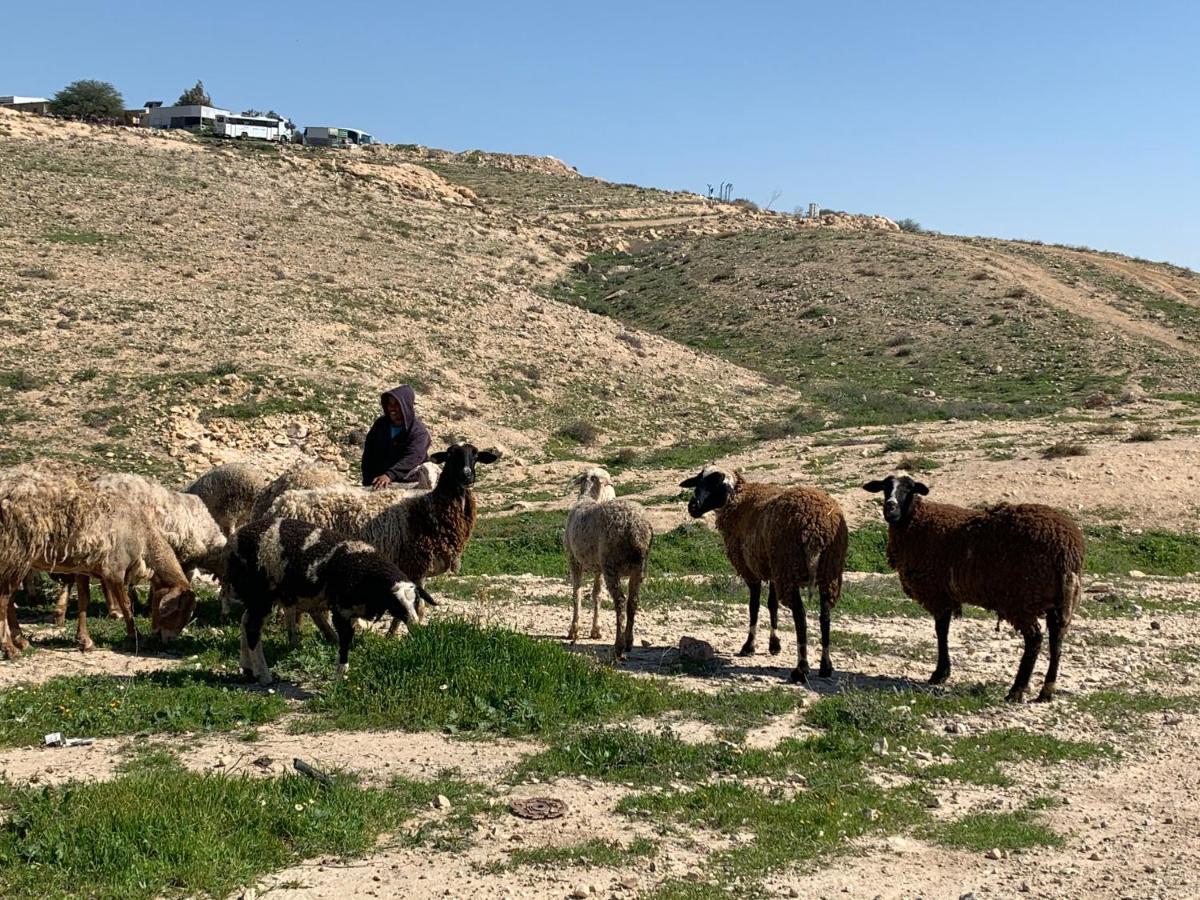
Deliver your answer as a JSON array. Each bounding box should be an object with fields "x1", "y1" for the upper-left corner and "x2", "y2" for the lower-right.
[
  {"x1": 145, "y1": 102, "x2": 295, "y2": 142},
  {"x1": 302, "y1": 125, "x2": 373, "y2": 148},
  {"x1": 145, "y1": 102, "x2": 230, "y2": 132},
  {"x1": 0, "y1": 96, "x2": 51, "y2": 114}
]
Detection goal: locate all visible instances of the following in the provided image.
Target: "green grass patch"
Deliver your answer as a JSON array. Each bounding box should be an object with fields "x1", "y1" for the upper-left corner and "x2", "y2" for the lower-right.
[
  {"x1": 1084, "y1": 526, "x2": 1200, "y2": 576},
  {"x1": 304, "y1": 620, "x2": 675, "y2": 735},
  {"x1": 916, "y1": 728, "x2": 1116, "y2": 786},
  {"x1": 0, "y1": 671, "x2": 286, "y2": 749},
  {"x1": 489, "y1": 836, "x2": 657, "y2": 873},
  {"x1": 1072, "y1": 690, "x2": 1200, "y2": 732},
  {"x1": 462, "y1": 512, "x2": 729, "y2": 577},
  {"x1": 0, "y1": 767, "x2": 453, "y2": 900},
  {"x1": 846, "y1": 523, "x2": 889, "y2": 573},
  {"x1": 45, "y1": 228, "x2": 112, "y2": 245},
  {"x1": 925, "y1": 808, "x2": 1063, "y2": 852}
]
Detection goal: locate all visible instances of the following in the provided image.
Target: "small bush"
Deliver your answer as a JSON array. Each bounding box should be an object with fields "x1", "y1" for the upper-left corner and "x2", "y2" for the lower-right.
[
  {"x1": 615, "y1": 331, "x2": 644, "y2": 350},
  {"x1": 895, "y1": 454, "x2": 940, "y2": 472},
  {"x1": 1127, "y1": 425, "x2": 1162, "y2": 442},
  {"x1": 1005, "y1": 286, "x2": 1030, "y2": 299},
  {"x1": 16, "y1": 267, "x2": 55, "y2": 280},
  {"x1": 557, "y1": 420, "x2": 600, "y2": 446},
  {"x1": 896, "y1": 218, "x2": 924, "y2": 233},
  {"x1": 883, "y1": 435, "x2": 917, "y2": 453},
  {"x1": 608, "y1": 447, "x2": 641, "y2": 467},
  {"x1": 0, "y1": 370, "x2": 42, "y2": 392},
  {"x1": 1042, "y1": 441, "x2": 1088, "y2": 459}
]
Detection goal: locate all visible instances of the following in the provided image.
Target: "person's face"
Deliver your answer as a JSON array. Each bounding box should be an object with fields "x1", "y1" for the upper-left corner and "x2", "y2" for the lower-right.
[{"x1": 385, "y1": 395, "x2": 404, "y2": 426}]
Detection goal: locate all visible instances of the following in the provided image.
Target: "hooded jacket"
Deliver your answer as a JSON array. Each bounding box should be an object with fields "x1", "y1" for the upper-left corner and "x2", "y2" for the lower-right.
[{"x1": 360, "y1": 385, "x2": 432, "y2": 485}]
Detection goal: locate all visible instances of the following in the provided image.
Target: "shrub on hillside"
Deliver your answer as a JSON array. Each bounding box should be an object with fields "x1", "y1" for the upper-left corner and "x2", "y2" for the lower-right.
[{"x1": 49, "y1": 80, "x2": 124, "y2": 121}]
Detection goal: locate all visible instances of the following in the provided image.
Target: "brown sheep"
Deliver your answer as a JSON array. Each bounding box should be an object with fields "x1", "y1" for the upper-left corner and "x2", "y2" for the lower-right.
[
  {"x1": 863, "y1": 474, "x2": 1085, "y2": 702},
  {"x1": 680, "y1": 465, "x2": 848, "y2": 684}
]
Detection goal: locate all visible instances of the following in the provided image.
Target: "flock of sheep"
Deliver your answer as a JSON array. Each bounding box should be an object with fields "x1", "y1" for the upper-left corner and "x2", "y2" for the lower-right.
[{"x1": 0, "y1": 443, "x2": 1085, "y2": 701}]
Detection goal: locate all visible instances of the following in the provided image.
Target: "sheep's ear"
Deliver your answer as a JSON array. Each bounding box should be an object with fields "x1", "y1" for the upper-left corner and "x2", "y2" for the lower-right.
[
  {"x1": 679, "y1": 475, "x2": 701, "y2": 488},
  {"x1": 476, "y1": 450, "x2": 500, "y2": 464},
  {"x1": 430, "y1": 451, "x2": 448, "y2": 464},
  {"x1": 863, "y1": 480, "x2": 886, "y2": 493},
  {"x1": 913, "y1": 481, "x2": 930, "y2": 495}
]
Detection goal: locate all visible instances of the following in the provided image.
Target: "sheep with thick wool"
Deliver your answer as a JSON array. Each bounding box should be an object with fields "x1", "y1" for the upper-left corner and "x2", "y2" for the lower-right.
[
  {"x1": 863, "y1": 474, "x2": 1085, "y2": 702},
  {"x1": 563, "y1": 467, "x2": 653, "y2": 657},
  {"x1": 184, "y1": 461, "x2": 270, "y2": 536},
  {"x1": 225, "y1": 517, "x2": 430, "y2": 684},
  {"x1": 267, "y1": 442, "x2": 498, "y2": 631},
  {"x1": 0, "y1": 468, "x2": 195, "y2": 656},
  {"x1": 680, "y1": 465, "x2": 848, "y2": 684}
]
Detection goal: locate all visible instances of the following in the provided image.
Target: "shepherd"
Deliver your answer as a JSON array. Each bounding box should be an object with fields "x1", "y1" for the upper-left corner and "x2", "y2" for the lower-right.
[{"x1": 360, "y1": 385, "x2": 431, "y2": 489}]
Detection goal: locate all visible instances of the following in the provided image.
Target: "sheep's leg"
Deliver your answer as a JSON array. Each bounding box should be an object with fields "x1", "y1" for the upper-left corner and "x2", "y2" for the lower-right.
[
  {"x1": 605, "y1": 570, "x2": 627, "y2": 660},
  {"x1": 930, "y1": 610, "x2": 952, "y2": 684},
  {"x1": 53, "y1": 577, "x2": 71, "y2": 627},
  {"x1": 285, "y1": 608, "x2": 302, "y2": 649},
  {"x1": 242, "y1": 607, "x2": 272, "y2": 685},
  {"x1": 739, "y1": 580, "x2": 762, "y2": 656},
  {"x1": 786, "y1": 584, "x2": 809, "y2": 685},
  {"x1": 1035, "y1": 608, "x2": 1063, "y2": 703},
  {"x1": 74, "y1": 575, "x2": 94, "y2": 651},
  {"x1": 567, "y1": 559, "x2": 583, "y2": 642},
  {"x1": 624, "y1": 567, "x2": 643, "y2": 654},
  {"x1": 391, "y1": 580, "x2": 426, "y2": 635},
  {"x1": 767, "y1": 583, "x2": 781, "y2": 656},
  {"x1": 311, "y1": 608, "x2": 339, "y2": 645},
  {"x1": 105, "y1": 580, "x2": 138, "y2": 643},
  {"x1": 0, "y1": 589, "x2": 17, "y2": 660},
  {"x1": 589, "y1": 573, "x2": 603, "y2": 640},
  {"x1": 818, "y1": 588, "x2": 834, "y2": 679},
  {"x1": 333, "y1": 612, "x2": 355, "y2": 681},
  {"x1": 1007, "y1": 623, "x2": 1043, "y2": 703}
]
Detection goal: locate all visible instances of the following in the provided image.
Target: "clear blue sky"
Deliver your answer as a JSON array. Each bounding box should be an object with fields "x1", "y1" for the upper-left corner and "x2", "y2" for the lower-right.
[{"x1": 5, "y1": 1, "x2": 1198, "y2": 268}]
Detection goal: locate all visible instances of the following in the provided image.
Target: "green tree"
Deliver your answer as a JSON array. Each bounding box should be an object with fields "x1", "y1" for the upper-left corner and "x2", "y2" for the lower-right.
[
  {"x1": 177, "y1": 80, "x2": 212, "y2": 106},
  {"x1": 48, "y1": 80, "x2": 125, "y2": 121}
]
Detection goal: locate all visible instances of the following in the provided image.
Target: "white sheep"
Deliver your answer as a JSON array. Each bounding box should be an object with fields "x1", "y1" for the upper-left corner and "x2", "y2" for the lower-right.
[
  {"x1": 184, "y1": 461, "x2": 270, "y2": 536},
  {"x1": 0, "y1": 468, "x2": 196, "y2": 655},
  {"x1": 564, "y1": 467, "x2": 653, "y2": 658}
]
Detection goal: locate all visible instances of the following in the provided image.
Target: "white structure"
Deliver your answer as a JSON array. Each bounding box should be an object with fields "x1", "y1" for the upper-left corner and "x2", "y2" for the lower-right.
[
  {"x1": 0, "y1": 96, "x2": 50, "y2": 113},
  {"x1": 146, "y1": 103, "x2": 230, "y2": 132},
  {"x1": 303, "y1": 125, "x2": 373, "y2": 148},
  {"x1": 213, "y1": 113, "x2": 294, "y2": 142}
]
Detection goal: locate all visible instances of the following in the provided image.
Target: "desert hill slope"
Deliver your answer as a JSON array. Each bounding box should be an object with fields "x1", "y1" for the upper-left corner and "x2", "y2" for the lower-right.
[{"x1": 2, "y1": 108, "x2": 1200, "y2": 528}]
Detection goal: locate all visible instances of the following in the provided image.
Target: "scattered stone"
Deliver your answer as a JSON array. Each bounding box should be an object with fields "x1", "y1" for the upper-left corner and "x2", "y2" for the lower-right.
[
  {"x1": 872, "y1": 738, "x2": 889, "y2": 757},
  {"x1": 985, "y1": 848, "x2": 1003, "y2": 860},
  {"x1": 435, "y1": 794, "x2": 452, "y2": 810},
  {"x1": 1129, "y1": 570, "x2": 1147, "y2": 578},
  {"x1": 679, "y1": 636, "x2": 715, "y2": 664},
  {"x1": 570, "y1": 886, "x2": 590, "y2": 899},
  {"x1": 1089, "y1": 851, "x2": 1102, "y2": 861}
]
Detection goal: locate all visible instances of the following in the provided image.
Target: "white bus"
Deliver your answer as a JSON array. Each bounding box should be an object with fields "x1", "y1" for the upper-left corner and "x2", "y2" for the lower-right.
[{"x1": 213, "y1": 114, "x2": 294, "y2": 142}]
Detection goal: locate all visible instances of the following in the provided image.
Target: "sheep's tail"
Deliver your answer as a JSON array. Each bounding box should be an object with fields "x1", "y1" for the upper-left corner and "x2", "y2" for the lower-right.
[
  {"x1": 643, "y1": 531, "x2": 654, "y2": 579},
  {"x1": 1060, "y1": 569, "x2": 1082, "y2": 631}
]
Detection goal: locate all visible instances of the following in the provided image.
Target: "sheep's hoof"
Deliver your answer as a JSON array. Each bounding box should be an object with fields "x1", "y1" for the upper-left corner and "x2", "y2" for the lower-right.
[
  {"x1": 566, "y1": 628, "x2": 578, "y2": 643},
  {"x1": 257, "y1": 673, "x2": 275, "y2": 687},
  {"x1": 613, "y1": 648, "x2": 627, "y2": 661},
  {"x1": 1034, "y1": 682, "x2": 1056, "y2": 703},
  {"x1": 1, "y1": 645, "x2": 19, "y2": 661},
  {"x1": 242, "y1": 667, "x2": 255, "y2": 680},
  {"x1": 737, "y1": 640, "x2": 756, "y2": 657},
  {"x1": 787, "y1": 667, "x2": 809, "y2": 685},
  {"x1": 12, "y1": 634, "x2": 30, "y2": 651},
  {"x1": 53, "y1": 615, "x2": 66, "y2": 627},
  {"x1": 1004, "y1": 689, "x2": 1026, "y2": 704},
  {"x1": 818, "y1": 661, "x2": 833, "y2": 678},
  {"x1": 77, "y1": 637, "x2": 94, "y2": 652},
  {"x1": 590, "y1": 627, "x2": 602, "y2": 640},
  {"x1": 768, "y1": 635, "x2": 782, "y2": 656},
  {"x1": 928, "y1": 669, "x2": 950, "y2": 685}
]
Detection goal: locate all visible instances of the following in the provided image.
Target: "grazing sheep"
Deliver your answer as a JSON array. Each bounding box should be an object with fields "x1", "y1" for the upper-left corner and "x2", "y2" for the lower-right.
[
  {"x1": 52, "y1": 473, "x2": 228, "y2": 627},
  {"x1": 225, "y1": 517, "x2": 430, "y2": 684},
  {"x1": 564, "y1": 467, "x2": 652, "y2": 657},
  {"x1": 863, "y1": 474, "x2": 1085, "y2": 702},
  {"x1": 680, "y1": 466, "x2": 848, "y2": 684},
  {"x1": 184, "y1": 461, "x2": 270, "y2": 536},
  {"x1": 0, "y1": 468, "x2": 196, "y2": 656},
  {"x1": 267, "y1": 442, "x2": 499, "y2": 629}
]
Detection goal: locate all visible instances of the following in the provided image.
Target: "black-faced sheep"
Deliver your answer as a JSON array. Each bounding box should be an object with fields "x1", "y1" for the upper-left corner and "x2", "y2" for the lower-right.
[
  {"x1": 224, "y1": 517, "x2": 430, "y2": 684},
  {"x1": 863, "y1": 474, "x2": 1085, "y2": 702},
  {"x1": 564, "y1": 467, "x2": 653, "y2": 657},
  {"x1": 267, "y1": 442, "x2": 499, "y2": 629},
  {"x1": 680, "y1": 465, "x2": 848, "y2": 684},
  {"x1": 184, "y1": 461, "x2": 271, "y2": 536},
  {"x1": 0, "y1": 468, "x2": 196, "y2": 656}
]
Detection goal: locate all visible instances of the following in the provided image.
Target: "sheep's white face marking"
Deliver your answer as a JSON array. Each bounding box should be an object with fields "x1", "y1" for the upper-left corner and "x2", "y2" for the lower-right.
[
  {"x1": 393, "y1": 582, "x2": 419, "y2": 625},
  {"x1": 301, "y1": 528, "x2": 324, "y2": 552},
  {"x1": 681, "y1": 465, "x2": 737, "y2": 518}
]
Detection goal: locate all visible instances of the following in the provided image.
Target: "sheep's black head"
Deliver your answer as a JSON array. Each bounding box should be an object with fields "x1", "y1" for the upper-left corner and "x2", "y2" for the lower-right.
[
  {"x1": 430, "y1": 443, "x2": 500, "y2": 488},
  {"x1": 679, "y1": 465, "x2": 736, "y2": 518},
  {"x1": 863, "y1": 474, "x2": 928, "y2": 525}
]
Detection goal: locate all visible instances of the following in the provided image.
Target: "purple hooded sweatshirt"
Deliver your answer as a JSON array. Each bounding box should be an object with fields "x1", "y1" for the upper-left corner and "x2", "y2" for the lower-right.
[{"x1": 360, "y1": 385, "x2": 432, "y2": 485}]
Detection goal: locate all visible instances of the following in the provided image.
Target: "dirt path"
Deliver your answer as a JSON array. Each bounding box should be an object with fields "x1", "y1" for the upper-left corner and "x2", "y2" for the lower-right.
[{"x1": 958, "y1": 243, "x2": 1196, "y2": 354}]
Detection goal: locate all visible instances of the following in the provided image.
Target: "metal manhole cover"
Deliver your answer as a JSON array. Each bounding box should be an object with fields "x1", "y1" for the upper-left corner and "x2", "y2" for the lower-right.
[{"x1": 509, "y1": 797, "x2": 567, "y2": 820}]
